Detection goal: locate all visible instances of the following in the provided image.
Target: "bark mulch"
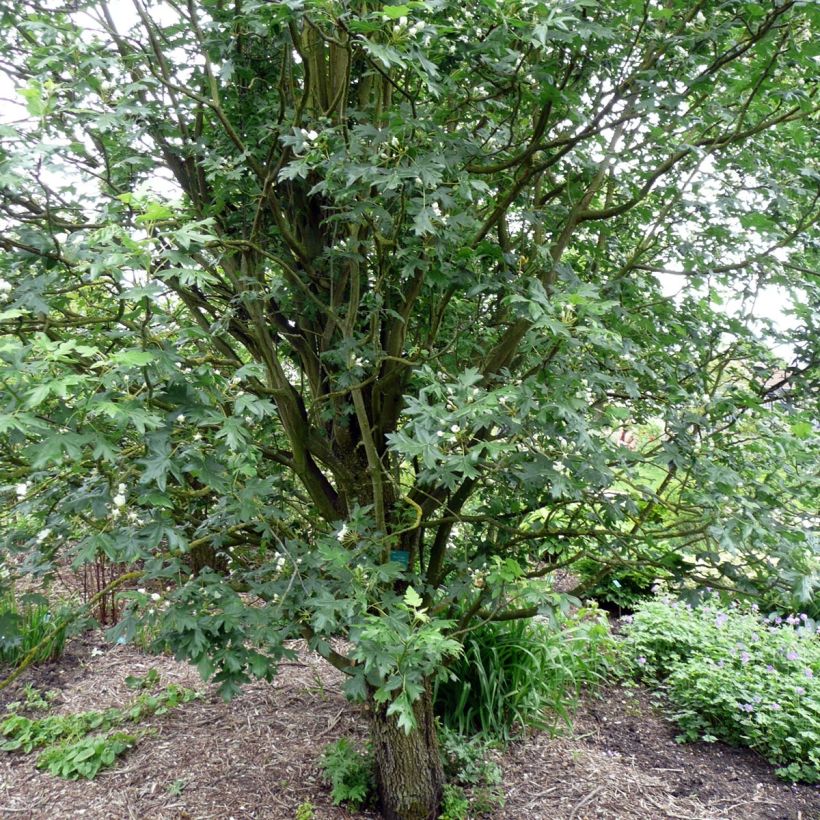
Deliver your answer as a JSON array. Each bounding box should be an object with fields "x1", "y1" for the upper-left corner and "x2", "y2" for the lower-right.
[{"x1": 1, "y1": 634, "x2": 818, "y2": 819}]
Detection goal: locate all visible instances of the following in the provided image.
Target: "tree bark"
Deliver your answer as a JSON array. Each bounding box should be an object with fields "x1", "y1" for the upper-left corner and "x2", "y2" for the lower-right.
[{"x1": 370, "y1": 682, "x2": 443, "y2": 820}]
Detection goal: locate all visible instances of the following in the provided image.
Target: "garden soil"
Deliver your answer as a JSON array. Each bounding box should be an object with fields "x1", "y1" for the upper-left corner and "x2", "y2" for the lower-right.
[{"x1": 1, "y1": 634, "x2": 818, "y2": 819}]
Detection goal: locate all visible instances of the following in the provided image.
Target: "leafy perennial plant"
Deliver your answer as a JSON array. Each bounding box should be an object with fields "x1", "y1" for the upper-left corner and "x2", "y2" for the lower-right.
[{"x1": 622, "y1": 597, "x2": 820, "y2": 782}]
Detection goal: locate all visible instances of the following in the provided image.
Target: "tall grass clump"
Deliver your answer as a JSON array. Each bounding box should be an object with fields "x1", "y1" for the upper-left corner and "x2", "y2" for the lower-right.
[
  {"x1": 434, "y1": 606, "x2": 616, "y2": 740},
  {"x1": 622, "y1": 597, "x2": 820, "y2": 783},
  {"x1": 0, "y1": 591, "x2": 67, "y2": 667}
]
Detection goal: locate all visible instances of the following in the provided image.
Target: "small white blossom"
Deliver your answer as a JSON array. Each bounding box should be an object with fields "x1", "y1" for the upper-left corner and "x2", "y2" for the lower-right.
[
  {"x1": 113, "y1": 493, "x2": 126, "y2": 507},
  {"x1": 36, "y1": 528, "x2": 51, "y2": 543},
  {"x1": 337, "y1": 523, "x2": 349, "y2": 542},
  {"x1": 176, "y1": 414, "x2": 186, "y2": 423},
  {"x1": 150, "y1": 592, "x2": 161, "y2": 601},
  {"x1": 15, "y1": 482, "x2": 28, "y2": 499}
]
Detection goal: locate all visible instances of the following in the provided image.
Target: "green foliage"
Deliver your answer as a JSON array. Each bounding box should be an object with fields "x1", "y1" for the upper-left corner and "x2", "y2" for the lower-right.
[
  {"x1": 36, "y1": 731, "x2": 141, "y2": 780},
  {"x1": 622, "y1": 598, "x2": 820, "y2": 782},
  {"x1": 438, "y1": 784, "x2": 470, "y2": 820},
  {"x1": 348, "y1": 585, "x2": 462, "y2": 734},
  {"x1": 294, "y1": 801, "x2": 315, "y2": 820},
  {"x1": 319, "y1": 738, "x2": 375, "y2": 809},
  {"x1": 434, "y1": 608, "x2": 616, "y2": 740},
  {"x1": 1, "y1": 681, "x2": 199, "y2": 779},
  {"x1": 437, "y1": 731, "x2": 505, "y2": 818},
  {"x1": 438, "y1": 728, "x2": 502, "y2": 788},
  {"x1": 0, "y1": 591, "x2": 67, "y2": 666},
  {"x1": 5, "y1": 684, "x2": 58, "y2": 713},
  {"x1": 124, "y1": 667, "x2": 161, "y2": 690}
]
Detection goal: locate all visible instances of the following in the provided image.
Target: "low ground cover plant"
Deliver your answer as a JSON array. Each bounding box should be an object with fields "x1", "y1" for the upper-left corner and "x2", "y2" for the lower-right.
[
  {"x1": 622, "y1": 597, "x2": 820, "y2": 782},
  {"x1": 1, "y1": 675, "x2": 199, "y2": 779}
]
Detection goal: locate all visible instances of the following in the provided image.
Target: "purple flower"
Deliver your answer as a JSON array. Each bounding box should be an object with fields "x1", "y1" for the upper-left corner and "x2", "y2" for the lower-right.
[
  {"x1": 715, "y1": 613, "x2": 729, "y2": 627},
  {"x1": 770, "y1": 702, "x2": 782, "y2": 711},
  {"x1": 740, "y1": 651, "x2": 751, "y2": 665},
  {"x1": 787, "y1": 650, "x2": 799, "y2": 661},
  {"x1": 766, "y1": 665, "x2": 775, "y2": 673},
  {"x1": 636, "y1": 656, "x2": 646, "y2": 666},
  {"x1": 795, "y1": 686, "x2": 806, "y2": 696},
  {"x1": 800, "y1": 613, "x2": 808, "y2": 621},
  {"x1": 739, "y1": 703, "x2": 754, "y2": 713},
  {"x1": 804, "y1": 669, "x2": 814, "y2": 679},
  {"x1": 621, "y1": 615, "x2": 633, "y2": 624}
]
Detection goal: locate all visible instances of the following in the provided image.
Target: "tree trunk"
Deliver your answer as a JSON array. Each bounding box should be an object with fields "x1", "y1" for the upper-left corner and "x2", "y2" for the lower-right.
[{"x1": 370, "y1": 682, "x2": 443, "y2": 820}]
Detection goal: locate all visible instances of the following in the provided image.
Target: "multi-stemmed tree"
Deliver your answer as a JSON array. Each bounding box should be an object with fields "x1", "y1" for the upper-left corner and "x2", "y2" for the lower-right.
[{"x1": 1, "y1": 0, "x2": 818, "y2": 816}]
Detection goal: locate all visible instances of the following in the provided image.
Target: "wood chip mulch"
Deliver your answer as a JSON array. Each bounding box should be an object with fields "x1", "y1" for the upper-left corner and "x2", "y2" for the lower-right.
[{"x1": 1, "y1": 635, "x2": 818, "y2": 819}]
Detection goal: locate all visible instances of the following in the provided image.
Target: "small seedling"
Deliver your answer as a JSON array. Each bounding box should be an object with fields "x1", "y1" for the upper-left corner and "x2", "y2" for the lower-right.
[{"x1": 295, "y1": 800, "x2": 316, "y2": 820}]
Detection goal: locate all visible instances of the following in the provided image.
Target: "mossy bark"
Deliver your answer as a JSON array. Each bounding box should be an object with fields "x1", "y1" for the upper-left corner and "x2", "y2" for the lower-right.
[{"x1": 370, "y1": 682, "x2": 443, "y2": 820}]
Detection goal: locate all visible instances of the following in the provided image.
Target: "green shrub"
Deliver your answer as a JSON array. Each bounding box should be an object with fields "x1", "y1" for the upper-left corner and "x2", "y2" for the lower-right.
[
  {"x1": 319, "y1": 738, "x2": 375, "y2": 809},
  {"x1": 622, "y1": 597, "x2": 820, "y2": 782},
  {"x1": 434, "y1": 607, "x2": 616, "y2": 740},
  {"x1": 0, "y1": 591, "x2": 68, "y2": 666}
]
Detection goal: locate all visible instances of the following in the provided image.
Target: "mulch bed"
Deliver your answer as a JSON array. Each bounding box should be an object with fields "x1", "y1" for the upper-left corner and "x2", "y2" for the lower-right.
[{"x1": 1, "y1": 634, "x2": 818, "y2": 819}]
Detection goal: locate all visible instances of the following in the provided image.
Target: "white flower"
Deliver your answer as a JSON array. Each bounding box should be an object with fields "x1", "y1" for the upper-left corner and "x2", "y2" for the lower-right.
[
  {"x1": 36, "y1": 528, "x2": 51, "y2": 543},
  {"x1": 176, "y1": 414, "x2": 186, "y2": 423},
  {"x1": 113, "y1": 493, "x2": 126, "y2": 507},
  {"x1": 337, "y1": 523, "x2": 349, "y2": 542},
  {"x1": 138, "y1": 588, "x2": 146, "y2": 595},
  {"x1": 306, "y1": 129, "x2": 319, "y2": 141},
  {"x1": 117, "y1": 483, "x2": 126, "y2": 494},
  {"x1": 110, "y1": 508, "x2": 121, "y2": 519},
  {"x1": 150, "y1": 592, "x2": 160, "y2": 602},
  {"x1": 193, "y1": 432, "x2": 202, "y2": 441},
  {"x1": 15, "y1": 482, "x2": 28, "y2": 499},
  {"x1": 399, "y1": 16, "x2": 408, "y2": 26},
  {"x1": 450, "y1": 424, "x2": 460, "y2": 433}
]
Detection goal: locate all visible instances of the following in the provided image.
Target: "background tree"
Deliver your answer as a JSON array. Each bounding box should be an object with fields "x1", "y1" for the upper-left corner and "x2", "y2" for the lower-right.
[{"x1": 0, "y1": 0, "x2": 818, "y2": 817}]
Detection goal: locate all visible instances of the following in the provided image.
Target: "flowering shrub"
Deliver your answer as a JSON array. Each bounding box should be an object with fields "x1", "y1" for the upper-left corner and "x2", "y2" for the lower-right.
[{"x1": 622, "y1": 598, "x2": 820, "y2": 783}]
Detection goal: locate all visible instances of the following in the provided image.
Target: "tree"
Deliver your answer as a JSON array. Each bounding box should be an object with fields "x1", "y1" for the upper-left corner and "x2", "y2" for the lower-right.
[{"x1": 0, "y1": 0, "x2": 818, "y2": 816}]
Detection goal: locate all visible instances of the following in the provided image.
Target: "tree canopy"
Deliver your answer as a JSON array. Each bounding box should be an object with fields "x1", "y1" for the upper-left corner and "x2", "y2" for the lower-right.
[{"x1": 0, "y1": 0, "x2": 818, "y2": 816}]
